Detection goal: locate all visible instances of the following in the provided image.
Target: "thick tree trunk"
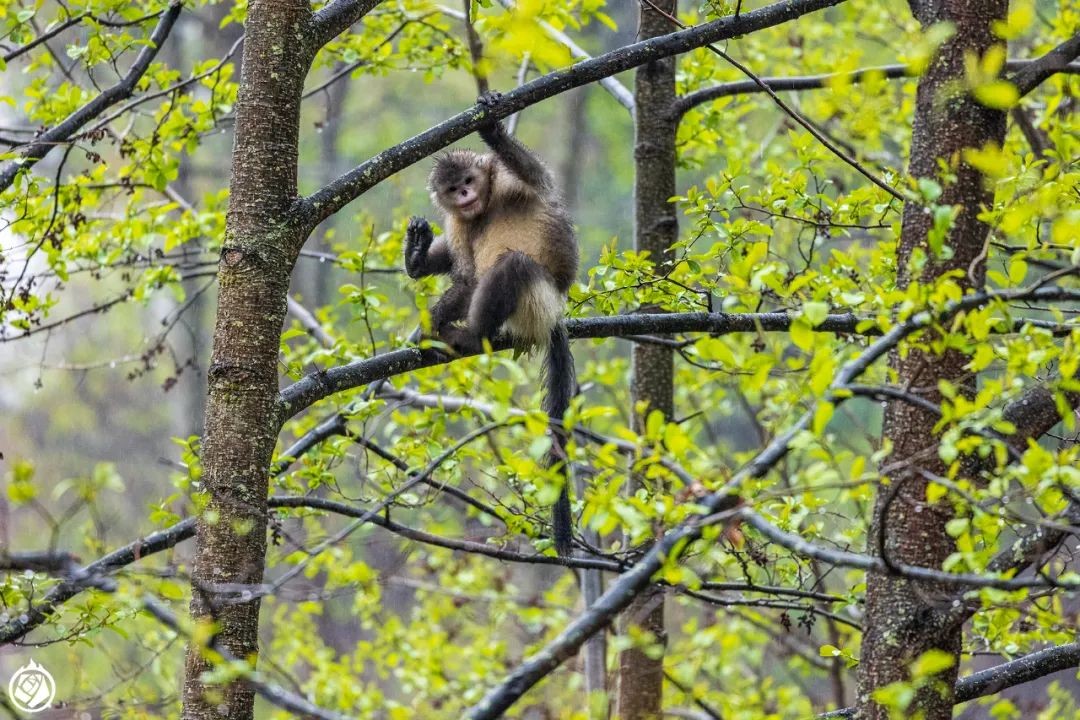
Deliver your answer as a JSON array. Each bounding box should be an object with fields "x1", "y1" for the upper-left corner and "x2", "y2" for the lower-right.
[
  {"x1": 616, "y1": 2, "x2": 677, "y2": 719},
  {"x1": 856, "y1": 0, "x2": 1007, "y2": 717},
  {"x1": 181, "y1": 1, "x2": 312, "y2": 718}
]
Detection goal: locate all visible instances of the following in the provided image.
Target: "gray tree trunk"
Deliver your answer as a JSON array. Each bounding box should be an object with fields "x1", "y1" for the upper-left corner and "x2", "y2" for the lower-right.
[
  {"x1": 181, "y1": 0, "x2": 312, "y2": 717},
  {"x1": 856, "y1": 0, "x2": 1007, "y2": 717},
  {"x1": 616, "y1": 2, "x2": 677, "y2": 718}
]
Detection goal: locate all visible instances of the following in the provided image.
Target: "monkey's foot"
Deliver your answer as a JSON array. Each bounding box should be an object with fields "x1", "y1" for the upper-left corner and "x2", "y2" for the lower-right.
[
  {"x1": 439, "y1": 326, "x2": 483, "y2": 356},
  {"x1": 477, "y1": 91, "x2": 503, "y2": 109}
]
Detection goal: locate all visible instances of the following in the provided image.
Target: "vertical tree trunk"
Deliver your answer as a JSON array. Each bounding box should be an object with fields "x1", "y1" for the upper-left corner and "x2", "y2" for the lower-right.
[
  {"x1": 181, "y1": 1, "x2": 312, "y2": 718},
  {"x1": 856, "y1": 0, "x2": 1007, "y2": 717},
  {"x1": 616, "y1": 3, "x2": 677, "y2": 719}
]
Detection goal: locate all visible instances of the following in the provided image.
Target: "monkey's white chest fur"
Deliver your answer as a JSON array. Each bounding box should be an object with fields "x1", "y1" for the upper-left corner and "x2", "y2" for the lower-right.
[{"x1": 504, "y1": 279, "x2": 565, "y2": 347}]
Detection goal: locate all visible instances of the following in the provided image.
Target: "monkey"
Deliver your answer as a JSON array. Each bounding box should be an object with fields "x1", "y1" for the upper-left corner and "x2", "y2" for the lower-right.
[{"x1": 404, "y1": 92, "x2": 578, "y2": 556}]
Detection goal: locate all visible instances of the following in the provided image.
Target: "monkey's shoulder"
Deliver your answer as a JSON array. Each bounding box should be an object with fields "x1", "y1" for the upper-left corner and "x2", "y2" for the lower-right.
[{"x1": 489, "y1": 160, "x2": 546, "y2": 203}]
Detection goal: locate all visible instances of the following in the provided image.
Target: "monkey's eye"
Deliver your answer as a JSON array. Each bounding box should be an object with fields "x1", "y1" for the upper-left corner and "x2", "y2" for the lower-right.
[
  {"x1": 447, "y1": 185, "x2": 457, "y2": 193},
  {"x1": 464, "y1": 176, "x2": 473, "y2": 185}
]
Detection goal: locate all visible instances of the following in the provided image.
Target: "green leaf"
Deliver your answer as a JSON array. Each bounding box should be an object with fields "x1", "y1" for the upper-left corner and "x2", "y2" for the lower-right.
[
  {"x1": 973, "y1": 80, "x2": 1019, "y2": 109},
  {"x1": 803, "y1": 301, "x2": 829, "y2": 327},
  {"x1": 910, "y1": 649, "x2": 956, "y2": 678},
  {"x1": 791, "y1": 318, "x2": 814, "y2": 351}
]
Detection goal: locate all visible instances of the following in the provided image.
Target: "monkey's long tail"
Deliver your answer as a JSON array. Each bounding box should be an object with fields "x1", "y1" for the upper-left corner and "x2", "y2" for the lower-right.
[{"x1": 543, "y1": 321, "x2": 576, "y2": 557}]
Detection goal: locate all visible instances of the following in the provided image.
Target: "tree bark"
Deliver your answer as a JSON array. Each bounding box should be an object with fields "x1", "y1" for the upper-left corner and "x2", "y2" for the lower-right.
[
  {"x1": 616, "y1": 2, "x2": 677, "y2": 719},
  {"x1": 181, "y1": 0, "x2": 312, "y2": 718},
  {"x1": 856, "y1": 0, "x2": 1007, "y2": 717}
]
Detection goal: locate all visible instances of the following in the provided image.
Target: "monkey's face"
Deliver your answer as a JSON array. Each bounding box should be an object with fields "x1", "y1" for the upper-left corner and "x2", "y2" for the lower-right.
[{"x1": 430, "y1": 153, "x2": 490, "y2": 221}]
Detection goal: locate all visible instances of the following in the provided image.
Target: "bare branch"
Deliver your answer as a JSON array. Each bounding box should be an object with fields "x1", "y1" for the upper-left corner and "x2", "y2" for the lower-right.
[
  {"x1": 0, "y1": 550, "x2": 80, "y2": 574},
  {"x1": 278, "y1": 310, "x2": 871, "y2": 416},
  {"x1": 739, "y1": 508, "x2": 1079, "y2": 591},
  {"x1": 672, "y1": 59, "x2": 1080, "y2": 118},
  {"x1": 0, "y1": 2, "x2": 183, "y2": 191},
  {"x1": 954, "y1": 642, "x2": 1080, "y2": 703},
  {"x1": 310, "y1": 0, "x2": 383, "y2": 52},
  {"x1": 286, "y1": 295, "x2": 335, "y2": 348},
  {"x1": 1003, "y1": 383, "x2": 1080, "y2": 446}
]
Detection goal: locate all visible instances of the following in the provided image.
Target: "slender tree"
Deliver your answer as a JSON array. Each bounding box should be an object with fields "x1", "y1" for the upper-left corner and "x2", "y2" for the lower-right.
[
  {"x1": 616, "y1": 2, "x2": 678, "y2": 718},
  {"x1": 857, "y1": 0, "x2": 1007, "y2": 717},
  {"x1": 182, "y1": 0, "x2": 317, "y2": 716}
]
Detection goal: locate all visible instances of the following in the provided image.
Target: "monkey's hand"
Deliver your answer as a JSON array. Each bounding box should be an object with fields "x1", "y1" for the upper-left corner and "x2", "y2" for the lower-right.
[
  {"x1": 476, "y1": 91, "x2": 505, "y2": 142},
  {"x1": 404, "y1": 216, "x2": 434, "y2": 279}
]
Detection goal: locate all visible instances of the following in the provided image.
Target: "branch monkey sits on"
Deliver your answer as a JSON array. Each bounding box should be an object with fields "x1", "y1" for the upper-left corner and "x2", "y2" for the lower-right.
[{"x1": 404, "y1": 92, "x2": 579, "y2": 556}]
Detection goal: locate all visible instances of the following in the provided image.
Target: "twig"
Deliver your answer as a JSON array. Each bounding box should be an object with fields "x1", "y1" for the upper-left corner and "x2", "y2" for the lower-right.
[{"x1": 0, "y1": 3, "x2": 183, "y2": 191}]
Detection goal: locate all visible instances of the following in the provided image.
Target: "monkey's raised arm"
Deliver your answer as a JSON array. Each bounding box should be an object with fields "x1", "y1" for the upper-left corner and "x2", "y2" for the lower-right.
[
  {"x1": 477, "y1": 93, "x2": 554, "y2": 195},
  {"x1": 404, "y1": 216, "x2": 453, "y2": 279}
]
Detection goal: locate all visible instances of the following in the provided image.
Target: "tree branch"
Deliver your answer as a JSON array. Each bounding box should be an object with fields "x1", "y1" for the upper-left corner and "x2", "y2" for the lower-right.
[
  {"x1": 0, "y1": 550, "x2": 80, "y2": 574},
  {"x1": 1002, "y1": 383, "x2": 1080, "y2": 446},
  {"x1": 820, "y1": 642, "x2": 1080, "y2": 718},
  {"x1": 0, "y1": 493, "x2": 616, "y2": 647},
  {"x1": 286, "y1": 295, "x2": 335, "y2": 348},
  {"x1": 0, "y1": 518, "x2": 196, "y2": 644},
  {"x1": 954, "y1": 642, "x2": 1080, "y2": 703},
  {"x1": 739, "y1": 509, "x2": 1078, "y2": 591},
  {"x1": 309, "y1": 0, "x2": 383, "y2": 52},
  {"x1": 672, "y1": 59, "x2": 1080, "y2": 118},
  {"x1": 140, "y1": 596, "x2": 350, "y2": 720},
  {"x1": 1011, "y1": 32, "x2": 1080, "y2": 98},
  {"x1": 640, "y1": 0, "x2": 904, "y2": 202},
  {"x1": 269, "y1": 496, "x2": 620, "y2": 571},
  {"x1": 2, "y1": 9, "x2": 167, "y2": 63},
  {"x1": 278, "y1": 305, "x2": 1076, "y2": 418},
  {"x1": 0, "y1": 2, "x2": 182, "y2": 192},
  {"x1": 296, "y1": 0, "x2": 848, "y2": 228},
  {"x1": 278, "y1": 310, "x2": 872, "y2": 416}
]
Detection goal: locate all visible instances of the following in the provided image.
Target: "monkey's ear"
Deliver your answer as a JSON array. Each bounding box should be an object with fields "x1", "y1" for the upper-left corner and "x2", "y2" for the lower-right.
[{"x1": 427, "y1": 156, "x2": 447, "y2": 192}]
